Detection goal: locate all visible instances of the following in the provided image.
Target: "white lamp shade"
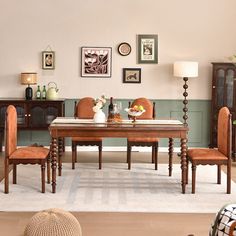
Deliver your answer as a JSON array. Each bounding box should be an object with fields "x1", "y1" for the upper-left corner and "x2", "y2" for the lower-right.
[{"x1": 174, "y1": 61, "x2": 198, "y2": 78}]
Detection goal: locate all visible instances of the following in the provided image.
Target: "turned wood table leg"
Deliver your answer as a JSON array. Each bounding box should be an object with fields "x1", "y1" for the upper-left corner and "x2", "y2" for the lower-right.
[
  {"x1": 181, "y1": 138, "x2": 187, "y2": 194},
  {"x1": 51, "y1": 137, "x2": 57, "y2": 193},
  {"x1": 168, "y1": 138, "x2": 174, "y2": 176},
  {"x1": 58, "y1": 138, "x2": 63, "y2": 176}
]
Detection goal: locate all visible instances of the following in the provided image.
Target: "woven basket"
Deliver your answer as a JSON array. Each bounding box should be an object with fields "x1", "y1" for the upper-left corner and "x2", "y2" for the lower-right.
[{"x1": 24, "y1": 208, "x2": 82, "y2": 236}]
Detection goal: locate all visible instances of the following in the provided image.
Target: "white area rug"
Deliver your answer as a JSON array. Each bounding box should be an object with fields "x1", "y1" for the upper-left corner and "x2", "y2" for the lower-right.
[{"x1": 0, "y1": 163, "x2": 236, "y2": 213}]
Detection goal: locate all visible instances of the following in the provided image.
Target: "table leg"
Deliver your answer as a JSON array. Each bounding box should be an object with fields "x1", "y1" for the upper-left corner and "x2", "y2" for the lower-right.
[
  {"x1": 51, "y1": 137, "x2": 57, "y2": 193},
  {"x1": 168, "y1": 138, "x2": 174, "y2": 176},
  {"x1": 181, "y1": 138, "x2": 187, "y2": 194},
  {"x1": 58, "y1": 138, "x2": 63, "y2": 176}
]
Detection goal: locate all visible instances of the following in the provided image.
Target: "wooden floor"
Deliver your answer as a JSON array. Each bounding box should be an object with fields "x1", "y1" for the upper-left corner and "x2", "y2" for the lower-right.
[{"x1": 0, "y1": 151, "x2": 236, "y2": 236}]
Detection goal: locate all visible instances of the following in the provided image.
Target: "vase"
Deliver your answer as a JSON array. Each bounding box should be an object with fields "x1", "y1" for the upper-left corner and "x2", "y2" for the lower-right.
[{"x1": 93, "y1": 109, "x2": 106, "y2": 123}]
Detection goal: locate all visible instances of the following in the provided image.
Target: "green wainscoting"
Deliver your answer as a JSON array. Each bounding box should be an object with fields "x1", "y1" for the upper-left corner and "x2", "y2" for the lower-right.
[{"x1": 17, "y1": 99, "x2": 211, "y2": 148}]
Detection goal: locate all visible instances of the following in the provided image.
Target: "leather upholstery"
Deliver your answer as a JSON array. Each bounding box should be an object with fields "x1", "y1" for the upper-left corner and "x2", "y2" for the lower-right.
[
  {"x1": 128, "y1": 137, "x2": 159, "y2": 142},
  {"x1": 75, "y1": 97, "x2": 95, "y2": 119},
  {"x1": 218, "y1": 107, "x2": 230, "y2": 156},
  {"x1": 187, "y1": 148, "x2": 228, "y2": 161}
]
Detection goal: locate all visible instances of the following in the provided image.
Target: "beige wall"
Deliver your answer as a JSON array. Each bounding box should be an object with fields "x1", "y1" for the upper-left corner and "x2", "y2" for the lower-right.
[{"x1": 0, "y1": 0, "x2": 236, "y2": 100}]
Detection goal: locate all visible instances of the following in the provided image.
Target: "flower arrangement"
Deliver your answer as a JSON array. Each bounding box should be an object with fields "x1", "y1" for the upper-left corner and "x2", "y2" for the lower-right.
[{"x1": 93, "y1": 95, "x2": 106, "y2": 113}]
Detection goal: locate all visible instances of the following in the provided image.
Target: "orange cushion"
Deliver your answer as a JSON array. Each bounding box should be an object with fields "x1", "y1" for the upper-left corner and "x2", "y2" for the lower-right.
[
  {"x1": 9, "y1": 146, "x2": 49, "y2": 160},
  {"x1": 128, "y1": 137, "x2": 159, "y2": 142},
  {"x1": 187, "y1": 148, "x2": 228, "y2": 161},
  {"x1": 72, "y1": 137, "x2": 102, "y2": 142}
]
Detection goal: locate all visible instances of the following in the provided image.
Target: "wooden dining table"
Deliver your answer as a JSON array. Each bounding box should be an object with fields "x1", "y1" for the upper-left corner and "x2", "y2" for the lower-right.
[{"x1": 49, "y1": 118, "x2": 188, "y2": 193}]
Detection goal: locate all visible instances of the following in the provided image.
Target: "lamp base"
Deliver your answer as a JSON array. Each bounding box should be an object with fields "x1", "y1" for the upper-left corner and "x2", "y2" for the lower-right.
[{"x1": 25, "y1": 86, "x2": 33, "y2": 100}]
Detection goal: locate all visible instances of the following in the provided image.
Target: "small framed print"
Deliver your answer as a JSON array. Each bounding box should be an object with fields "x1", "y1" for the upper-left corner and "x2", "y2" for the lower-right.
[
  {"x1": 137, "y1": 34, "x2": 158, "y2": 64},
  {"x1": 123, "y1": 68, "x2": 141, "y2": 83},
  {"x1": 42, "y1": 51, "x2": 55, "y2": 70},
  {"x1": 118, "y1": 42, "x2": 131, "y2": 56},
  {"x1": 81, "y1": 47, "x2": 112, "y2": 77}
]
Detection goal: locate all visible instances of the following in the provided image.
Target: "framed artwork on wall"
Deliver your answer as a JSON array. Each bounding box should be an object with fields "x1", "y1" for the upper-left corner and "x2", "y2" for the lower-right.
[
  {"x1": 118, "y1": 42, "x2": 131, "y2": 56},
  {"x1": 123, "y1": 68, "x2": 141, "y2": 83},
  {"x1": 42, "y1": 51, "x2": 55, "y2": 70},
  {"x1": 137, "y1": 34, "x2": 158, "y2": 64},
  {"x1": 81, "y1": 47, "x2": 112, "y2": 77}
]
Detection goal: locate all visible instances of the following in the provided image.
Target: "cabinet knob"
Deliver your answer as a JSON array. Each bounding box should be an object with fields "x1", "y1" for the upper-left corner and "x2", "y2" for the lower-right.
[
  {"x1": 212, "y1": 86, "x2": 216, "y2": 89},
  {"x1": 28, "y1": 114, "x2": 31, "y2": 117},
  {"x1": 24, "y1": 114, "x2": 27, "y2": 117}
]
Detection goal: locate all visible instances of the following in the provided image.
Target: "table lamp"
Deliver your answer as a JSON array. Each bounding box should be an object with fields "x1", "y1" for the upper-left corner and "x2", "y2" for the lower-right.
[
  {"x1": 21, "y1": 72, "x2": 37, "y2": 100},
  {"x1": 173, "y1": 61, "x2": 198, "y2": 125}
]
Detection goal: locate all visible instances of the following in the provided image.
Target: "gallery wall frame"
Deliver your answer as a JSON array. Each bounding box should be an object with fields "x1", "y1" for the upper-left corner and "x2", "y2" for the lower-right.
[
  {"x1": 42, "y1": 51, "x2": 55, "y2": 70},
  {"x1": 137, "y1": 34, "x2": 158, "y2": 64},
  {"x1": 81, "y1": 47, "x2": 112, "y2": 77},
  {"x1": 123, "y1": 68, "x2": 141, "y2": 83}
]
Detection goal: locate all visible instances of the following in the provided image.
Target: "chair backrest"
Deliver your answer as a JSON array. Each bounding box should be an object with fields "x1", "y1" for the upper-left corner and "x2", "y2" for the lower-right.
[
  {"x1": 129, "y1": 97, "x2": 155, "y2": 119},
  {"x1": 217, "y1": 106, "x2": 232, "y2": 157},
  {"x1": 74, "y1": 97, "x2": 95, "y2": 119},
  {"x1": 5, "y1": 105, "x2": 17, "y2": 157}
]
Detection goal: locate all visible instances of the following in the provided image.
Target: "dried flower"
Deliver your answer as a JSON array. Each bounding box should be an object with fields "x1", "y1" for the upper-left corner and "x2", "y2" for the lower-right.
[{"x1": 93, "y1": 95, "x2": 106, "y2": 112}]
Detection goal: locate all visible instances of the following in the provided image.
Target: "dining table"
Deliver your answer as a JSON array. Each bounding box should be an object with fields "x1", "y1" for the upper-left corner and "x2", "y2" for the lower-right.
[{"x1": 49, "y1": 118, "x2": 188, "y2": 193}]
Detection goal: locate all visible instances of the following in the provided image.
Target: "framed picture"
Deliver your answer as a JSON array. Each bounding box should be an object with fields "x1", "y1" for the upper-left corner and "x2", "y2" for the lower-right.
[
  {"x1": 81, "y1": 47, "x2": 112, "y2": 77},
  {"x1": 42, "y1": 51, "x2": 55, "y2": 70},
  {"x1": 118, "y1": 42, "x2": 131, "y2": 56},
  {"x1": 137, "y1": 34, "x2": 158, "y2": 64},
  {"x1": 123, "y1": 68, "x2": 141, "y2": 83}
]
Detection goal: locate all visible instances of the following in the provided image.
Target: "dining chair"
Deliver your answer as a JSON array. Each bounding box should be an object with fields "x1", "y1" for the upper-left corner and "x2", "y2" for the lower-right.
[
  {"x1": 72, "y1": 97, "x2": 103, "y2": 169},
  {"x1": 4, "y1": 105, "x2": 50, "y2": 193},
  {"x1": 187, "y1": 106, "x2": 232, "y2": 194},
  {"x1": 127, "y1": 97, "x2": 158, "y2": 170}
]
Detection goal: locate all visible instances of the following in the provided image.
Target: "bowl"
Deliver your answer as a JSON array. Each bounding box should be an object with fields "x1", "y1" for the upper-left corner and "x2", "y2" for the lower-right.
[{"x1": 124, "y1": 108, "x2": 146, "y2": 121}]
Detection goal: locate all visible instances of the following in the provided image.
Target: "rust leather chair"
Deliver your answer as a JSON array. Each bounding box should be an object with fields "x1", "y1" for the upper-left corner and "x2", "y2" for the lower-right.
[
  {"x1": 72, "y1": 97, "x2": 103, "y2": 169},
  {"x1": 4, "y1": 105, "x2": 50, "y2": 193},
  {"x1": 187, "y1": 106, "x2": 232, "y2": 194},
  {"x1": 127, "y1": 97, "x2": 158, "y2": 170}
]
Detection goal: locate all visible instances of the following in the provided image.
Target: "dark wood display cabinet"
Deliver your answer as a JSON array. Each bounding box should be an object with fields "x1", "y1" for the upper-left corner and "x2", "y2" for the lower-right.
[
  {"x1": 210, "y1": 62, "x2": 236, "y2": 159},
  {"x1": 0, "y1": 98, "x2": 65, "y2": 152}
]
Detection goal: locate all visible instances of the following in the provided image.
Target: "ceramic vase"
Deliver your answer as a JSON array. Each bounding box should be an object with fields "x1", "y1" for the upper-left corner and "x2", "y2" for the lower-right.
[{"x1": 93, "y1": 109, "x2": 106, "y2": 123}]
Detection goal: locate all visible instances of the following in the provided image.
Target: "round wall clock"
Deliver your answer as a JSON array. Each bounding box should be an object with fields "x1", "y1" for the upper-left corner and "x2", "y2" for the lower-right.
[{"x1": 118, "y1": 42, "x2": 131, "y2": 56}]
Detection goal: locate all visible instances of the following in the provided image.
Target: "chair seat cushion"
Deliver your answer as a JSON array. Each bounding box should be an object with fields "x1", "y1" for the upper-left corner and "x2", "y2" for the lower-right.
[
  {"x1": 9, "y1": 146, "x2": 49, "y2": 160},
  {"x1": 72, "y1": 137, "x2": 102, "y2": 142},
  {"x1": 187, "y1": 148, "x2": 228, "y2": 161},
  {"x1": 128, "y1": 137, "x2": 159, "y2": 142}
]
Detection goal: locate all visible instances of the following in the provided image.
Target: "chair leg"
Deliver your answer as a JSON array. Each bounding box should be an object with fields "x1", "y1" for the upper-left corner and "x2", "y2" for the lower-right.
[
  {"x1": 47, "y1": 156, "x2": 50, "y2": 184},
  {"x1": 41, "y1": 163, "x2": 46, "y2": 193},
  {"x1": 127, "y1": 143, "x2": 131, "y2": 170},
  {"x1": 168, "y1": 138, "x2": 174, "y2": 177},
  {"x1": 192, "y1": 164, "x2": 196, "y2": 194},
  {"x1": 227, "y1": 161, "x2": 231, "y2": 194},
  {"x1": 152, "y1": 146, "x2": 155, "y2": 163},
  {"x1": 98, "y1": 144, "x2": 102, "y2": 170},
  {"x1": 13, "y1": 164, "x2": 17, "y2": 184},
  {"x1": 154, "y1": 144, "x2": 158, "y2": 170},
  {"x1": 217, "y1": 165, "x2": 221, "y2": 184},
  {"x1": 72, "y1": 142, "x2": 76, "y2": 169},
  {"x1": 186, "y1": 159, "x2": 189, "y2": 185},
  {"x1": 4, "y1": 158, "x2": 9, "y2": 194}
]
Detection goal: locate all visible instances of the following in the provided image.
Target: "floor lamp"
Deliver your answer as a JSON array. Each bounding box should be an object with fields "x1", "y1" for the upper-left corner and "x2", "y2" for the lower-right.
[{"x1": 173, "y1": 61, "x2": 198, "y2": 126}]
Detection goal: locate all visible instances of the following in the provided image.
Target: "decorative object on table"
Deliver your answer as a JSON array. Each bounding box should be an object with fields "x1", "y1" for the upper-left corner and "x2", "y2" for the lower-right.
[
  {"x1": 107, "y1": 101, "x2": 123, "y2": 123},
  {"x1": 93, "y1": 95, "x2": 106, "y2": 123},
  {"x1": 173, "y1": 61, "x2": 198, "y2": 126},
  {"x1": 137, "y1": 34, "x2": 158, "y2": 64},
  {"x1": 125, "y1": 105, "x2": 145, "y2": 122},
  {"x1": 36, "y1": 85, "x2": 41, "y2": 99},
  {"x1": 123, "y1": 68, "x2": 141, "y2": 83},
  {"x1": 81, "y1": 47, "x2": 112, "y2": 77},
  {"x1": 24, "y1": 208, "x2": 82, "y2": 236},
  {"x1": 42, "y1": 51, "x2": 55, "y2": 70},
  {"x1": 41, "y1": 85, "x2": 47, "y2": 99},
  {"x1": 21, "y1": 72, "x2": 37, "y2": 100},
  {"x1": 118, "y1": 42, "x2": 131, "y2": 56},
  {"x1": 46, "y1": 82, "x2": 59, "y2": 100}
]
